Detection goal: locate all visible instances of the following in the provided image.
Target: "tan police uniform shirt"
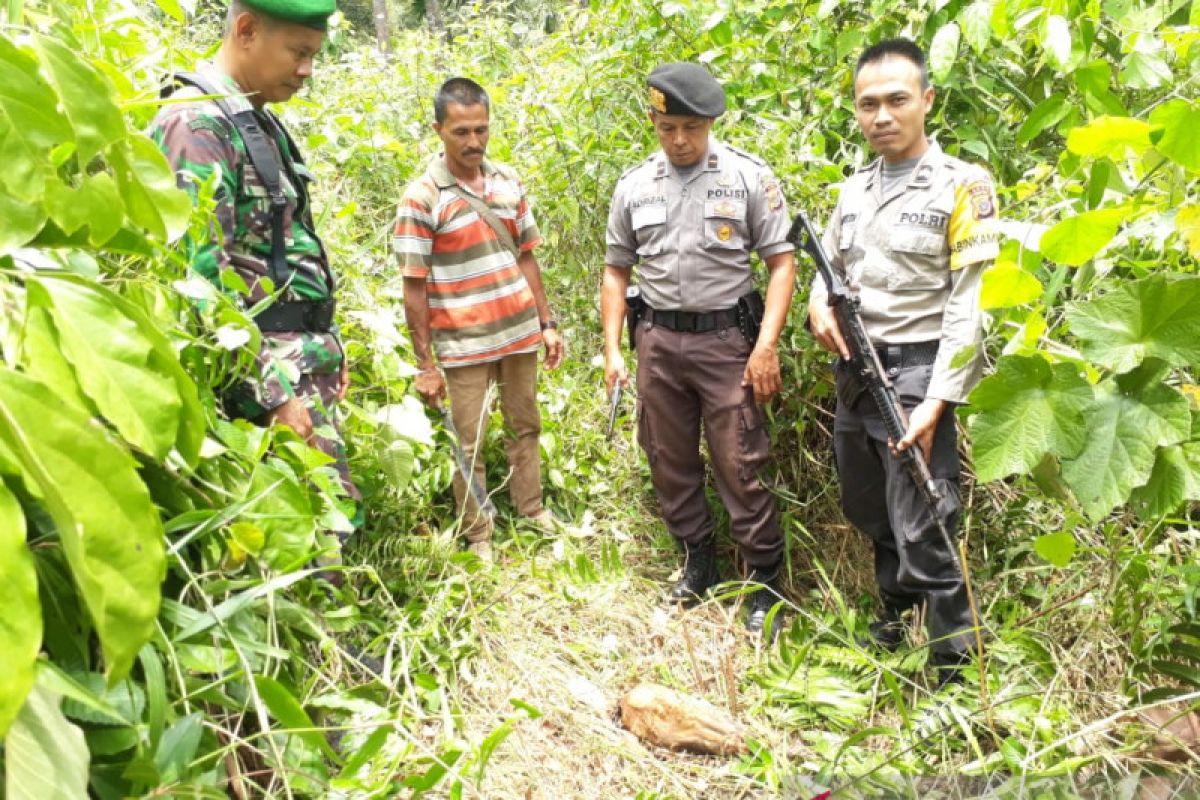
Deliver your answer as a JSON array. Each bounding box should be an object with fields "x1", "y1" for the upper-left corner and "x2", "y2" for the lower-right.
[
  {"x1": 812, "y1": 140, "x2": 1000, "y2": 403},
  {"x1": 606, "y1": 139, "x2": 793, "y2": 311}
]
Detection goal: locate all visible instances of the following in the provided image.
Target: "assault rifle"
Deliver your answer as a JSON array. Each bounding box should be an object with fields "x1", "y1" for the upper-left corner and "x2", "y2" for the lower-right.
[{"x1": 786, "y1": 212, "x2": 956, "y2": 556}]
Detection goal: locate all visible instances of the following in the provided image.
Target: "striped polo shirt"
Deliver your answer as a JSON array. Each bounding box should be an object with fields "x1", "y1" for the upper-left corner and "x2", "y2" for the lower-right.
[{"x1": 394, "y1": 156, "x2": 543, "y2": 366}]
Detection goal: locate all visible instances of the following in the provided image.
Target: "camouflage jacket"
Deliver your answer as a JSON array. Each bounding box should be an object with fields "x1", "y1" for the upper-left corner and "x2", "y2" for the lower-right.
[{"x1": 151, "y1": 61, "x2": 342, "y2": 413}]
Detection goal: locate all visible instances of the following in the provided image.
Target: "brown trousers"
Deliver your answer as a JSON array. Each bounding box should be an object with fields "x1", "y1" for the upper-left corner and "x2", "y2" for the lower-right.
[
  {"x1": 635, "y1": 322, "x2": 784, "y2": 571},
  {"x1": 444, "y1": 351, "x2": 543, "y2": 542}
]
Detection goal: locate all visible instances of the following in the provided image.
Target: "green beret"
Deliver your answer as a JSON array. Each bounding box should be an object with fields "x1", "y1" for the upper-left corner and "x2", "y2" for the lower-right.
[
  {"x1": 647, "y1": 62, "x2": 726, "y2": 118},
  {"x1": 240, "y1": 0, "x2": 335, "y2": 30}
]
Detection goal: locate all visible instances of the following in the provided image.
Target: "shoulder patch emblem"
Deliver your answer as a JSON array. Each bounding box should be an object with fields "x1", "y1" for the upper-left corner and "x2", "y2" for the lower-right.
[
  {"x1": 761, "y1": 174, "x2": 783, "y2": 212},
  {"x1": 967, "y1": 181, "x2": 996, "y2": 220},
  {"x1": 188, "y1": 116, "x2": 227, "y2": 137}
]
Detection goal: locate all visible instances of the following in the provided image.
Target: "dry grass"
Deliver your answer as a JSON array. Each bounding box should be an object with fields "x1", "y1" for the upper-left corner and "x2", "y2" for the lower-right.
[{"x1": 438, "y1": 520, "x2": 809, "y2": 800}]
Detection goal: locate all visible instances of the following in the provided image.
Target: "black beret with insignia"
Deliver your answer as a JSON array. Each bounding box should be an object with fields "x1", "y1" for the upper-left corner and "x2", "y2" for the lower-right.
[{"x1": 647, "y1": 62, "x2": 726, "y2": 118}]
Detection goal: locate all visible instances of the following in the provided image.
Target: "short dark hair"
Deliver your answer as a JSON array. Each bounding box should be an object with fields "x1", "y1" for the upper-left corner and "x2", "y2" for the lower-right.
[
  {"x1": 434, "y1": 78, "x2": 490, "y2": 124},
  {"x1": 226, "y1": 0, "x2": 280, "y2": 35},
  {"x1": 856, "y1": 38, "x2": 930, "y2": 89}
]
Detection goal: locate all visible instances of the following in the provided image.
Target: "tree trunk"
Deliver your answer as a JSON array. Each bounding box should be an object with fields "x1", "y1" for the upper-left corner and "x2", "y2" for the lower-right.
[
  {"x1": 424, "y1": 0, "x2": 446, "y2": 38},
  {"x1": 372, "y1": 0, "x2": 389, "y2": 52}
]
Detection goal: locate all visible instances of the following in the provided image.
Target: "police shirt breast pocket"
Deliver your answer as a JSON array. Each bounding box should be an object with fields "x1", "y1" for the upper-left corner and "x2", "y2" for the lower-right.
[
  {"x1": 838, "y1": 214, "x2": 857, "y2": 251},
  {"x1": 703, "y1": 200, "x2": 745, "y2": 250},
  {"x1": 887, "y1": 230, "x2": 947, "y2": 291},
  {"x1": 632, "y1": 204, "x2": 667, "y2": 256}
]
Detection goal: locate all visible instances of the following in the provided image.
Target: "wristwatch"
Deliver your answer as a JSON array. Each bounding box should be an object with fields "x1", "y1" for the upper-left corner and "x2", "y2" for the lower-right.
[{"x1": 540, "y1": 319, "x2": 558, "y2": 331}]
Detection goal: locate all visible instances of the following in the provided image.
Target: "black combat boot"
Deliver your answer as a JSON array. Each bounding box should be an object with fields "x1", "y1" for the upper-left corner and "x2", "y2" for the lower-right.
[
  {"x1": 858, "y1": 606, "x2": 910, "y2": 653},
  {"x1": 745, "y1": 569, "x2": 785, "y2": 636},
  {"x1": 668, "y1": 538, "x2": 719, "y2": 606}
]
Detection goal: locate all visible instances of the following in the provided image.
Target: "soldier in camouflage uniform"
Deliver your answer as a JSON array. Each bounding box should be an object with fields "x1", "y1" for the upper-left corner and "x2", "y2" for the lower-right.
[{"x1": 151, "y1": 0, "x2": 361, "y2": 544}]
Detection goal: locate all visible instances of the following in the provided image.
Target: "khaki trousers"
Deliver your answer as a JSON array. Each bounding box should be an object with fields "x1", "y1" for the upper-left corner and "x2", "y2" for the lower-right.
[{"x1": 444, "y1": 351, "x2": 543, "y2": 542}]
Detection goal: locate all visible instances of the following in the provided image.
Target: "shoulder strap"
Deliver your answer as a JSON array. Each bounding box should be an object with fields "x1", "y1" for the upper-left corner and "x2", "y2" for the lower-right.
[
  {"x1": 167, "y1": 71, "x2": 291, "y2": 291},
  {"x1": 446, "y1": 185, "x2": 520, "y2": 260}
]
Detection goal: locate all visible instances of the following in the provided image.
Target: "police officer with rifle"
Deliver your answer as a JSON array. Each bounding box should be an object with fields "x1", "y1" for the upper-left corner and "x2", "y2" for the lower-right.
[{"x1": 804, "y1": 39, "x2": 1000, "y2": 687}]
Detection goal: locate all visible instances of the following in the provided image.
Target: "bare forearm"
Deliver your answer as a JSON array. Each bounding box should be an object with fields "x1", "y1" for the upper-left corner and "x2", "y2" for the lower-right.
[
  {"x1": 402, "y1": 277, "x2": 436, "y2": 370},
  {"x1": 757, "y1": 252, "x2": 796, "y2": 349},
  {"x1": 517, "y1": 251, "x2": 553, "y2": 323},
  {"x1": 601, "y1": 265, "x2": 631, "y2": 356}
]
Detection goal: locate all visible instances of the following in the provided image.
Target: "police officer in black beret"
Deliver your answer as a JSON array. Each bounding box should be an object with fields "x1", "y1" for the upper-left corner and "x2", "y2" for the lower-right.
[{"x1": 601, "y1": 63, "x2": 797, "y2": 634}]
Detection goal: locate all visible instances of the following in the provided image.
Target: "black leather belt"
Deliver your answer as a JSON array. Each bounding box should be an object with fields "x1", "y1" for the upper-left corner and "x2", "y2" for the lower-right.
[
  {"x1": 645, "y1": 305, "x2": 739, "y2": 333},
  {"x1": 254, "y1": 299, "x2": 337, "y2": 333},
  {"x1": 875, "y1": 340, "x2": 940, "y2": 370}
]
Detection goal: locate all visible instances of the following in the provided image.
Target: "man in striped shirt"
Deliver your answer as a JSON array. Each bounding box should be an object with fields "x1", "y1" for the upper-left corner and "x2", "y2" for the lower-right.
[{"x1": 396, "y1": 78, "x2": 564, "y2": 560}]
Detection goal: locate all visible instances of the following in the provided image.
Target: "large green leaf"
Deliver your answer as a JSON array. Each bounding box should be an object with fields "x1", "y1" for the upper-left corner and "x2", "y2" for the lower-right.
[
  {"x1": 0, "y1": 483, "x2": 40, "y2": 739},
  {"x1": 0, "y1": 33, "x2": 72, "y2": 149},
  {"x1": 1130, "y1": 442, "x2": 1200, "y2": 520},
  {"x1": 928, "y1": 23, "x2": 960, "y2": 83},
  {"x1": 1119, "y1": 51, "x2": 1171, "y2": 90},
  {"x1": 19, "y1": 304, "x2": 95, "y2": 415},
  {"x1": 980, "y1": 261, "x2": 1042, "y2": 309},
  {"x1": 1042, "y1": 15, "x2": 1072, "y2": 69},
  {"x1": 0, "y1": 369, "x2": 165, "y2": 682},
  {"x1": 0, "y1": 189, "x2": 48, "y2": 256},
  {"x1": 4, "y1": 686, "x2": 89, "y2": 799},
  {"x1": 108, "y1": 136, "x2": 192, "y2": 243},
  {"x1": 958, "y1": 0, "x2": 993, "y2": 55},
  {"x1": 1039, "y1": 207, "x2": 1125, "y2": 266},
  {"x1": 1178, "y1": 206, "x2": 1200, "y2": 258},
  {"x1": 0, "y1": 111, "x2": 46, "y2": 202},
  {"x1": 967, "y1": 356, "x2": 1093, "y2": 482},
  {"x1": 247, "y1": 460, "x2": 318, "y2": 570},
  {"x1": 28, "y1": 276, "x2": 181, "y2": 461},
  {"x1": 33, "y1": 36, "x2": 125, "y2": 165},
  {"x1": 1016, "y1": 95, "x2": 1070, "y2": 144},
  {"x1": 1034, "y1": 531, "x2": 1076, "y2": 568},
  {"x1": 43, "y1": 173, "x2": 124, "y2": 245},
  {"x1": 1066, "y1": 274, "x2": 1200, "y2": 373},
  {"x1": 1073, "y1": 60, "x2": 1126, "y2": 116},
  {"x1": 1066, "y1": 116, "x2": 1151, "y2": 159},
  {"x1": 1060, "y1": 371, "x2": 1191, "y2": 520},
  {"x1": 32, "y1": 274, "x2": 203, "y2": 465},
  {"x1": 1151, "y1": 100, "x2": 1200, "y2": 172}
]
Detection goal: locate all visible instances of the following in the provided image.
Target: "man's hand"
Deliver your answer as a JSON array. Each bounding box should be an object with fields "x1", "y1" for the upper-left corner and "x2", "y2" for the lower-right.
[
  {"x1": 336, "y1": 360, "x2": 351, "y2": 401},
  {"x1": 543, "y1": 327, "x2": 564, "y2": 370},
  {"x1": 742, "y1": 343, "x2": 782, "y2": 404},
  {"x1": 892, "y1": 398, "x2": 947, "y2": 461},
  {"x1": 414, "y1": 366, "x2": 446, "y2": 407},
  {"x1": 808, "y1": 299, "x2": 850, "y2": 360},
  {"x1": 265, "y1": 396, "x2": 314, "y2": 441},
  {"x1": 605, "y1": 351, "x2": 628, "y2": 394}
]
